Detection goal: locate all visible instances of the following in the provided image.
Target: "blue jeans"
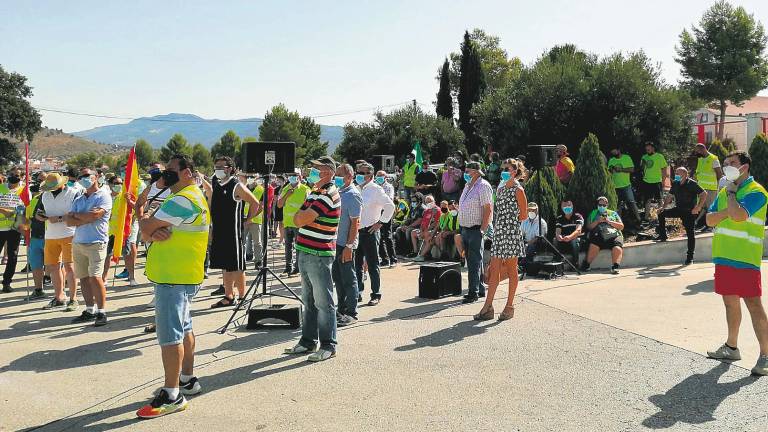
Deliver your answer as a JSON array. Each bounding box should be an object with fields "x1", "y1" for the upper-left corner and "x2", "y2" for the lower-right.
[
  {"x1": 461, "y1": 227, "x2": 485, "y2": 297},
  {"x1": 355, "y1": 229, "x2": 381, "y2": 299},
  {"x1": 154, "y1": 284, "x2": 199, "y2": 346},
  {"x1": 298, "y1": 251, "x2": 337, "y2": 351},
  {"x1": 284, "y1": 227, "x2": 298, "y2": 272},
  {"x1": 332, "y1": 245, "x2": 359, "y2": 318}
]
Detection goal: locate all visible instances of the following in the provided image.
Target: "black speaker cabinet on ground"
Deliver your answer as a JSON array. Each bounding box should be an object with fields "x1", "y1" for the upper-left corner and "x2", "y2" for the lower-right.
[
  {"x1": 247, "y1": 304, "x2": 302, "y2": 329},
  {"x1": 242, "y1": 141, "x2": 296, "y2": 174},
  {"x1": 418, "y1": 262, "x2": 462, "y2": 299},
  {"x1": 372, "y1": 155, "x2": 396, "y2": 173},
  {"x1": 527, "y1": 145, "x2": 557, "y2": 169}
]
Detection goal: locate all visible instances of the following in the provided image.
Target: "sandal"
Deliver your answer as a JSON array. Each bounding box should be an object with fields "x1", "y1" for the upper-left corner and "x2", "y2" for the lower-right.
[
  {"x1": 473, "y1": 306, "x2": 494, "y2": 321},
  {"x1": 144, "y1": 324, "x2": 156, "y2": 333},
  {"x1": 498, "y1": 305, "x2": 515, "y2": 321},
  {"x1": 210, "y1": 296, "x2": 236, "y2": 309}
]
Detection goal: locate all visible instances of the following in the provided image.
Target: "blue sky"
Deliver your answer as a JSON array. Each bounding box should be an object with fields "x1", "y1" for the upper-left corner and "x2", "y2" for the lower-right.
[{"x1": 2, "y1": 0, "x2": 767, "y2": 132}]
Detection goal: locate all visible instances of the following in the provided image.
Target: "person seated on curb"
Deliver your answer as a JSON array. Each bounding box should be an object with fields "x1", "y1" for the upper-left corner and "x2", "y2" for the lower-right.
[
  {"x1": 395, "y1": 193, "x2": 423, "y2": 255},
  {"x1": 656, "y1": 167, "x2": 707, "y2": 266},
  {"x1": 435, "y1": 200, "x2": 460, "y2": 260},
  {"x1": 581, "y1": 196, "x2": 625, "y2": 275},
  {"x1": 555, "y1": 199, "x2": 583, "y2": 268},
  {"x1": 410, "y1": 195, "x2": 439, "y2": 262}
]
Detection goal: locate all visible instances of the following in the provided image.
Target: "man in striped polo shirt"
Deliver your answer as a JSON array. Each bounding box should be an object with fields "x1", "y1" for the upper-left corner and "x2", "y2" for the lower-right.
[{"x1": 285, "y1": 156, "x2": 341, "y2": 362}]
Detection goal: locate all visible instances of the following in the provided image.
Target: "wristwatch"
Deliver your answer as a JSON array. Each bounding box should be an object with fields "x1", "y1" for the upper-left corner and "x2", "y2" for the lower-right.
[{"x1": 345, "y1": 244, "x2": 354, "y2": 250}]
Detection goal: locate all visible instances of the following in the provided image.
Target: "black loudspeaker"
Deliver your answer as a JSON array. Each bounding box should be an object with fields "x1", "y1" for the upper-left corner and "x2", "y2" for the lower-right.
[
  {"x1": 418, "y1": 262, "x2": 462, "y2": 299},
  {"x1": 247, "y1": 304, "x2": 302, "y2": 329},
  {"x1": 527, "y1": 145, "x2": 557, "y2": 169},
  {"x1": 242, "y1": 141, "x2": 296, "y2": 174},
  {"x1": 372, "y1": 155, "x2": 395, "y2": 173}
]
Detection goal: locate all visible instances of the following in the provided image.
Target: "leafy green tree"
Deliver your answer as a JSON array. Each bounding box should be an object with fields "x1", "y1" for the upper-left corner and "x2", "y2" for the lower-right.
[
  {"x1": 191, "y1": 143, "x2": 213, "y2": 173},
  {"x1": 567, "y1": 134, "x2": 617, "y2": 217},
  {"x1": 210, "y1": 130, "x2": 242, "y2": 162},
  {"x1": 0, "y1": 65, "x2": 41, "y2": 140},
  {"x1": 67, "y1": 152, "x2": 99, "y2": 170},
  {"x1": 159, "y1": 133, "x2": 191, "y2": 163},
  {"x1": 435, "y1": 58, "x2": 453, "y2": 121},
  {"x1": 0, "y1": 138, "x2": 21, "y2": 169},
  {"x1": 134, "y1": 139, "x2": 155, "y2": 169},
  {"x1": 457, "y1": 31, "x2": 486, "y2": 156},
  {"x1": 525, "y1": 167, "x2": 560, "y2": 239},
  {"x1": 722, "y1": 137, "x2": 737, "y2": 153},
  {"x1": 259, "y1": 104, "x2": 328, "y2": 166},
  {"x1": 748, "y1": 132, "x2": 768, "y2": 188},
  {"x1": 676, "y1": 1, "x2": 768, "y2": 139},
  {"x1": 708, "y1": 138, "x2": 729, "y2": 163},
  {"x1": 449, "y1": 28, "x2": 522, "y2": 94}
]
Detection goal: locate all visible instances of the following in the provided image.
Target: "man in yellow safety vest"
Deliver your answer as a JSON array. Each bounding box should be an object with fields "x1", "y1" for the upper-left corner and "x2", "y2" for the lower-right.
[{"x1": 694, "y1": 143, "x2": 723, "y2": 232}]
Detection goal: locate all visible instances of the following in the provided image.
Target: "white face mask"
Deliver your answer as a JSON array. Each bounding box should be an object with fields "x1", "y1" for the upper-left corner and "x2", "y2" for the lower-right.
[
  {"x1": 215, "y1": 169, "x2": 229, "y2": 180},
  {"x1": 528, "y1": 211, "x2": 537, "y2": 220},
  {"x1": 450, "y1": 210, "x2": 458, "y2": 217},
  {"x1": 723, "y1": 165, "x2": 741, "y2": 182}
]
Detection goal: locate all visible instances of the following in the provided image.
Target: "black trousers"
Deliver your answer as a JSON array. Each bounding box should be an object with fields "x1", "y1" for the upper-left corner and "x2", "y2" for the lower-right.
[
  {"x1": 657, "y1": 207, "x2": 696, "y2": 258},
  {"x1": 378, "y1": 221, "x2": 395, "y2": 262},
  {"x1": 0, "y1": 230, "x2": 21, "y2": 286}
]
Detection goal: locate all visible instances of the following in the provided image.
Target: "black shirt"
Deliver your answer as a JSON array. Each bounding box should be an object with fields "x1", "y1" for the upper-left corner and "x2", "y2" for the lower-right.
[
  {"x1": 556, "y1": 213, "x2": 584, "y2": 237},
  {"x1": 670, "y1": 178, "x2": 704, "y2": 211},
  {"x1": 416, "y1": 170, "x2": 439, "y2": 197}
]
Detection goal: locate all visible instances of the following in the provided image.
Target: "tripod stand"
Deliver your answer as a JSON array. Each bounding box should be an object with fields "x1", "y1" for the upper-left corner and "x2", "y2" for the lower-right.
[
  {"x1": 219, "y1": 172, "x2": 303, "y2": 334},
  {"x1": 527, "y1": 167, "x2": 581, "y2": 275}
]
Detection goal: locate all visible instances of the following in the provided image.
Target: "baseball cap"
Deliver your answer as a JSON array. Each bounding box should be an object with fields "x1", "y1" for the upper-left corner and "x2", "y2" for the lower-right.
[{"x1": 310, "y1": 156, "x2": 337, "y2": 171}]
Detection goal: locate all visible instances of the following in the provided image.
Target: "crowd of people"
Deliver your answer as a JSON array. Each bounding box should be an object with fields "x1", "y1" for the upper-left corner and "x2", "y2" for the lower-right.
[{"x1": 1, "y1": 138, "x2": 767, "y2": 419}]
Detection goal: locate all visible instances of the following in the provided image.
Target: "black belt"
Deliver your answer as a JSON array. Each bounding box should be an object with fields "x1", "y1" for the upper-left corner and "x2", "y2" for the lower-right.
[{"x1": 461, "y1": 225, "x2": 481, "y2": 230}]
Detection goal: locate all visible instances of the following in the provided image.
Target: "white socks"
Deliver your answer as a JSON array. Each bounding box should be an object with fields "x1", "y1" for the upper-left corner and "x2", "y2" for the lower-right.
[
  {"x1": 163, "y1": 387, "x2": 179, "y2": 400},
  {"x1": 180, "y1": 374, "x2": 193, "y2": 383},
  {"x1": 87, "y1": 305, "x2": 96, "y2": 314}
]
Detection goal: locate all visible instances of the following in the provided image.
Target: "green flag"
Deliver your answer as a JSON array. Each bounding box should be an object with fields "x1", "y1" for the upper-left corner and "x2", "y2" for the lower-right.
[{"x1": 411, "y1": 141, "x2": 423, "y2": 166}]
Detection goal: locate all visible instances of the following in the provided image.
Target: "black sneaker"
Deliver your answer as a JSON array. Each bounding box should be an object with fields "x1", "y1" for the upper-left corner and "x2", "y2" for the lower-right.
[
  {"x1": 72, "y1": 310, "x2": 96, "y2": 323},
  {"x1": 337, "y1": 315, "x2": 358, "y2": 327},
  {"x1": 380, "y1": 259, "x2": 390, "y2": 267},
  {"x1": 580, "y1": 262, "x2": 591, "y2": 272},
  {"x1": 43, "y1": 298, "x2": 66, "y2": 310},
  {"x1": 654, "y1": 236, "x2": 668, "y2": 242},
  {"x1": 179, "y1": 376, "x2": 202, "y2": 395},
  {"x1": 94, "y1": 312, "x2": 108, "y2": 327},
  {"x1": 43, "y1": 275, "x2": 52, "y2": 286},
  {"x1": 2, "y1": 284, "x2": 12, "y2": 293},
  {"x1": 684, "y1": 257, "x2": 693, "y2": 266},
  {"x1": 136, "y1": 389, "x2": 188, "y2": 419},
  {"x1": 611, "y1": 264, "x2": 620, "y2": 275},
  {"x1": 210, "y1": 285, "x2": 225, "y2": 296},
  {"x1": 31, "y1": 288, "x2": 46, "y2": 299}
]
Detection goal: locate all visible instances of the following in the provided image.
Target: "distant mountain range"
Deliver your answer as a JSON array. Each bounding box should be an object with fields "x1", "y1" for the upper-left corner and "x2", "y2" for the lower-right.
[{"x1": 73, "y1": 113, "x2": 345, "y2": 151}]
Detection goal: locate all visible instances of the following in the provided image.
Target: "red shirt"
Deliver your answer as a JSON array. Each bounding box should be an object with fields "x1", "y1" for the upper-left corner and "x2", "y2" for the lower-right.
[{"x1": 420, "y1": 207, "x2": 439, "y2": 231}]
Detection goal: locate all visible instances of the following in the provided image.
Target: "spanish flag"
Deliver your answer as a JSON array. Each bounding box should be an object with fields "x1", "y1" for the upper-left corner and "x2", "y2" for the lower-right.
[{"x1": 112, "y1": 146, "x2": 140, "y2": 263}]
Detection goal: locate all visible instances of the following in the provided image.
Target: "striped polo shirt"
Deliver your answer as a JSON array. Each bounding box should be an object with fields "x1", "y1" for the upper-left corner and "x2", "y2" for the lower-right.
[{"x1": 296, "y1": 182, "x2": 341, "y2": 257}]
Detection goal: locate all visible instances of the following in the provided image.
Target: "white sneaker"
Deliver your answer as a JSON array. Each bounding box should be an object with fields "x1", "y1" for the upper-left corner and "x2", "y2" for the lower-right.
[
  {"x1": 284, "y1": 344, "x2": 317, "y2": 355},
  {"x1": 129, "y1": 279, "x2": 139, "y2": 287},
  {"x1": 307, "y1": 349, "x2": 336, "y2": 362},
  {"x1": 707, "y1": 343, "x2": 741, "y2": 361},
  {"x1": 413, "y1": 256, "x2": 426, "y2": 262}
]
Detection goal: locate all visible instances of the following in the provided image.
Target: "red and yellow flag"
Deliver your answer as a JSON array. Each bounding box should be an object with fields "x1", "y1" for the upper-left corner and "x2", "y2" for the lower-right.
[{"x1": 111, "y1": 146, "x2": 140, "y2": 263}]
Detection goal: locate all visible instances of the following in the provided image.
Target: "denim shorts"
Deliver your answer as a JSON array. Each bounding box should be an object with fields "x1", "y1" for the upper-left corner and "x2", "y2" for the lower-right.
[
  {"x1": 28, "y1": 237, "x2": 45, "y2": 271},
  {"x1": 154, "y1": 284, "x2": 199, "y2": 346}
]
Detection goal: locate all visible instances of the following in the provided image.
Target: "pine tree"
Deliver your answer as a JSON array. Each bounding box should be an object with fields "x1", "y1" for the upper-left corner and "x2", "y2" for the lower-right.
[
  {"x1": 567, "y1": 133, "x2": 617, "y2": 217},
  {"x1": 436, "y1": 58, "x2": 454, "y2": 121},
  {"x1": 708, "y1": 138, "x2": 729, "y2": 163},
  {"x1": 458, "y1": 31, "x2": 486, "y2": 156},
  {"x1": 159, "y1": 133, "x2": 191, "y2": 163},
  {"x1": 749, "y1": 132, "x2": 768, "y2": 188}
]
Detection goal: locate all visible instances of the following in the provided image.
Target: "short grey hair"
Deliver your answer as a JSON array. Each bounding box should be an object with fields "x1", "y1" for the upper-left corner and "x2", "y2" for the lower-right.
[
  {"x1": 337, "y1": 163, "x2": 354, "y2": 177},
  {"x1": 358, "y1": 162, "x2": 374, "y2": 174}
]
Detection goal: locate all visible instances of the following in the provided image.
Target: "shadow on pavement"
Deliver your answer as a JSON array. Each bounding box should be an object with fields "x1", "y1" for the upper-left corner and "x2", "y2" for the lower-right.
[
  {"x1": 394, "y1": 319, "x2": 501, "y2": 351},
  {"x1": 642, "y1": 362, "x2": 759, "y2": 429},
  {"x1": 369, "y1": 297, "x2": 462, "y2": 322},
  {"x1": 682, "y1": 280, "x2": 714, "y2": 296},
  {"x1": 636, "y1": 265, "x2": 686, "y2": 279}
]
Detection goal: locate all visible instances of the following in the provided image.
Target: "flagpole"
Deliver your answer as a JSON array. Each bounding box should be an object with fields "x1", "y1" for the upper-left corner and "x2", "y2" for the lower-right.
[{"x1": 23, "y1": 140, "x2": 31, "y2": 302}]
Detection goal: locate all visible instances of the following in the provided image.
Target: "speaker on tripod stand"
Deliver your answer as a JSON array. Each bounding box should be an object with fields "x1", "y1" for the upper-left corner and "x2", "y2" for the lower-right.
[{"x1": 219, "y1": 141, "x2": 304, "y2": 332}]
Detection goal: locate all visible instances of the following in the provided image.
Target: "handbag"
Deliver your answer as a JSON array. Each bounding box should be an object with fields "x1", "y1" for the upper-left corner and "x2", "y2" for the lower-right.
[{"x1": 596, "y1": 222, "x2": 619, "y2": 242}]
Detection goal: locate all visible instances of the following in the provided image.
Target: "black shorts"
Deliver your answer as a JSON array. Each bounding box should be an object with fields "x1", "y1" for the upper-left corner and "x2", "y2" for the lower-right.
[
  {"x1": 589, "y1": 232, "x2": 624, "y2": 250},
  {"x1": 274, "y1": 207, "x2": 284, "y2": 222},
  {"x1": 639, "y1": 181, "x2": 662, "y2": 203}
]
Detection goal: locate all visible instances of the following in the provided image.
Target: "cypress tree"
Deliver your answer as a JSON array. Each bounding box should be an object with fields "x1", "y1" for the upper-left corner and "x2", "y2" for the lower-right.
[
  {"x1": 526, "y1": 167, "x2": 560, "y2": 240},
  {"x1": 458, "y1": 31, "x2": 486, "y2": 156},
  {"x1": 567, "y1": 133, "x2": 617, "y2": 217},
  {"x1": 436, "y1": 58, "x2": 454, "y2": 121},
  {"x1": 708, "y1": 138, "x2": 729, "y2": 163},
  {"x1": 749, "y1": 132, "x2": 768, "y2": 188}
]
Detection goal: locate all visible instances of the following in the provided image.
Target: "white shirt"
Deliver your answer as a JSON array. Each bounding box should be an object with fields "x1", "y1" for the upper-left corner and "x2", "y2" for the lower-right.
[
  {"x1": 41, "y1": 186, "x2": 82, "y2": 239},
  {"x1": 381, "y1": 181, "x2": 395, "y2": 201},
  {"x1": 359, "y1": 181, "x2": 395, "y2": 228},
  {"x1": 520, "y1": 217, "x2": 548, "y2": 242}
]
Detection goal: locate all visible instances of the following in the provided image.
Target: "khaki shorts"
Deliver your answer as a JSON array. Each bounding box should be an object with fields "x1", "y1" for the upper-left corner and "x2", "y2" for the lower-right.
[
  {"x1": 73, "y1": 242, "x2": 108, "y2": 279},
  {"x1": 44, "y1": 237, "x2": 73, "y2": 266}
]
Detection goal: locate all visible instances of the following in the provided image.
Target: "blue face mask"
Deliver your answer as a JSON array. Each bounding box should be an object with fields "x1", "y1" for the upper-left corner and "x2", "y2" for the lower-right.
[
  {"x1": 500, "y1": 171, "x2": 512, "y2": 182},
  {"x1": 375, "y1": 176, "x2": 385, "y2": 185},
  {"x1": 674, "y1": 175, "x2": 681, "y2": 182},
  {"x1": 598, "y1": 205, "x2": 608, "y2": 214},
  {"x1": 463, "y1": 173, "x2": 472, "y2": 183},
  {"x1": 334, "y1": 176, "x2": 345, "y2": 188},
  {"x1": 355, "y1": 174, "x2": 366, "y2": 185},
  {"x1": 307, "y1": 168, "x2": 321, "y2": 185},
  {"x1": 288, "y1": 175, "x2": 298, "y2": 185},
  {"x1": 67, "y1": 180, "x2": 75, "y2": 187},
  {"x1": 78, "y1": 178, "x2": 93, "y2": 189},
  {"x1": 563, "y1": 206, "x2": 573, "y2": 215}
]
